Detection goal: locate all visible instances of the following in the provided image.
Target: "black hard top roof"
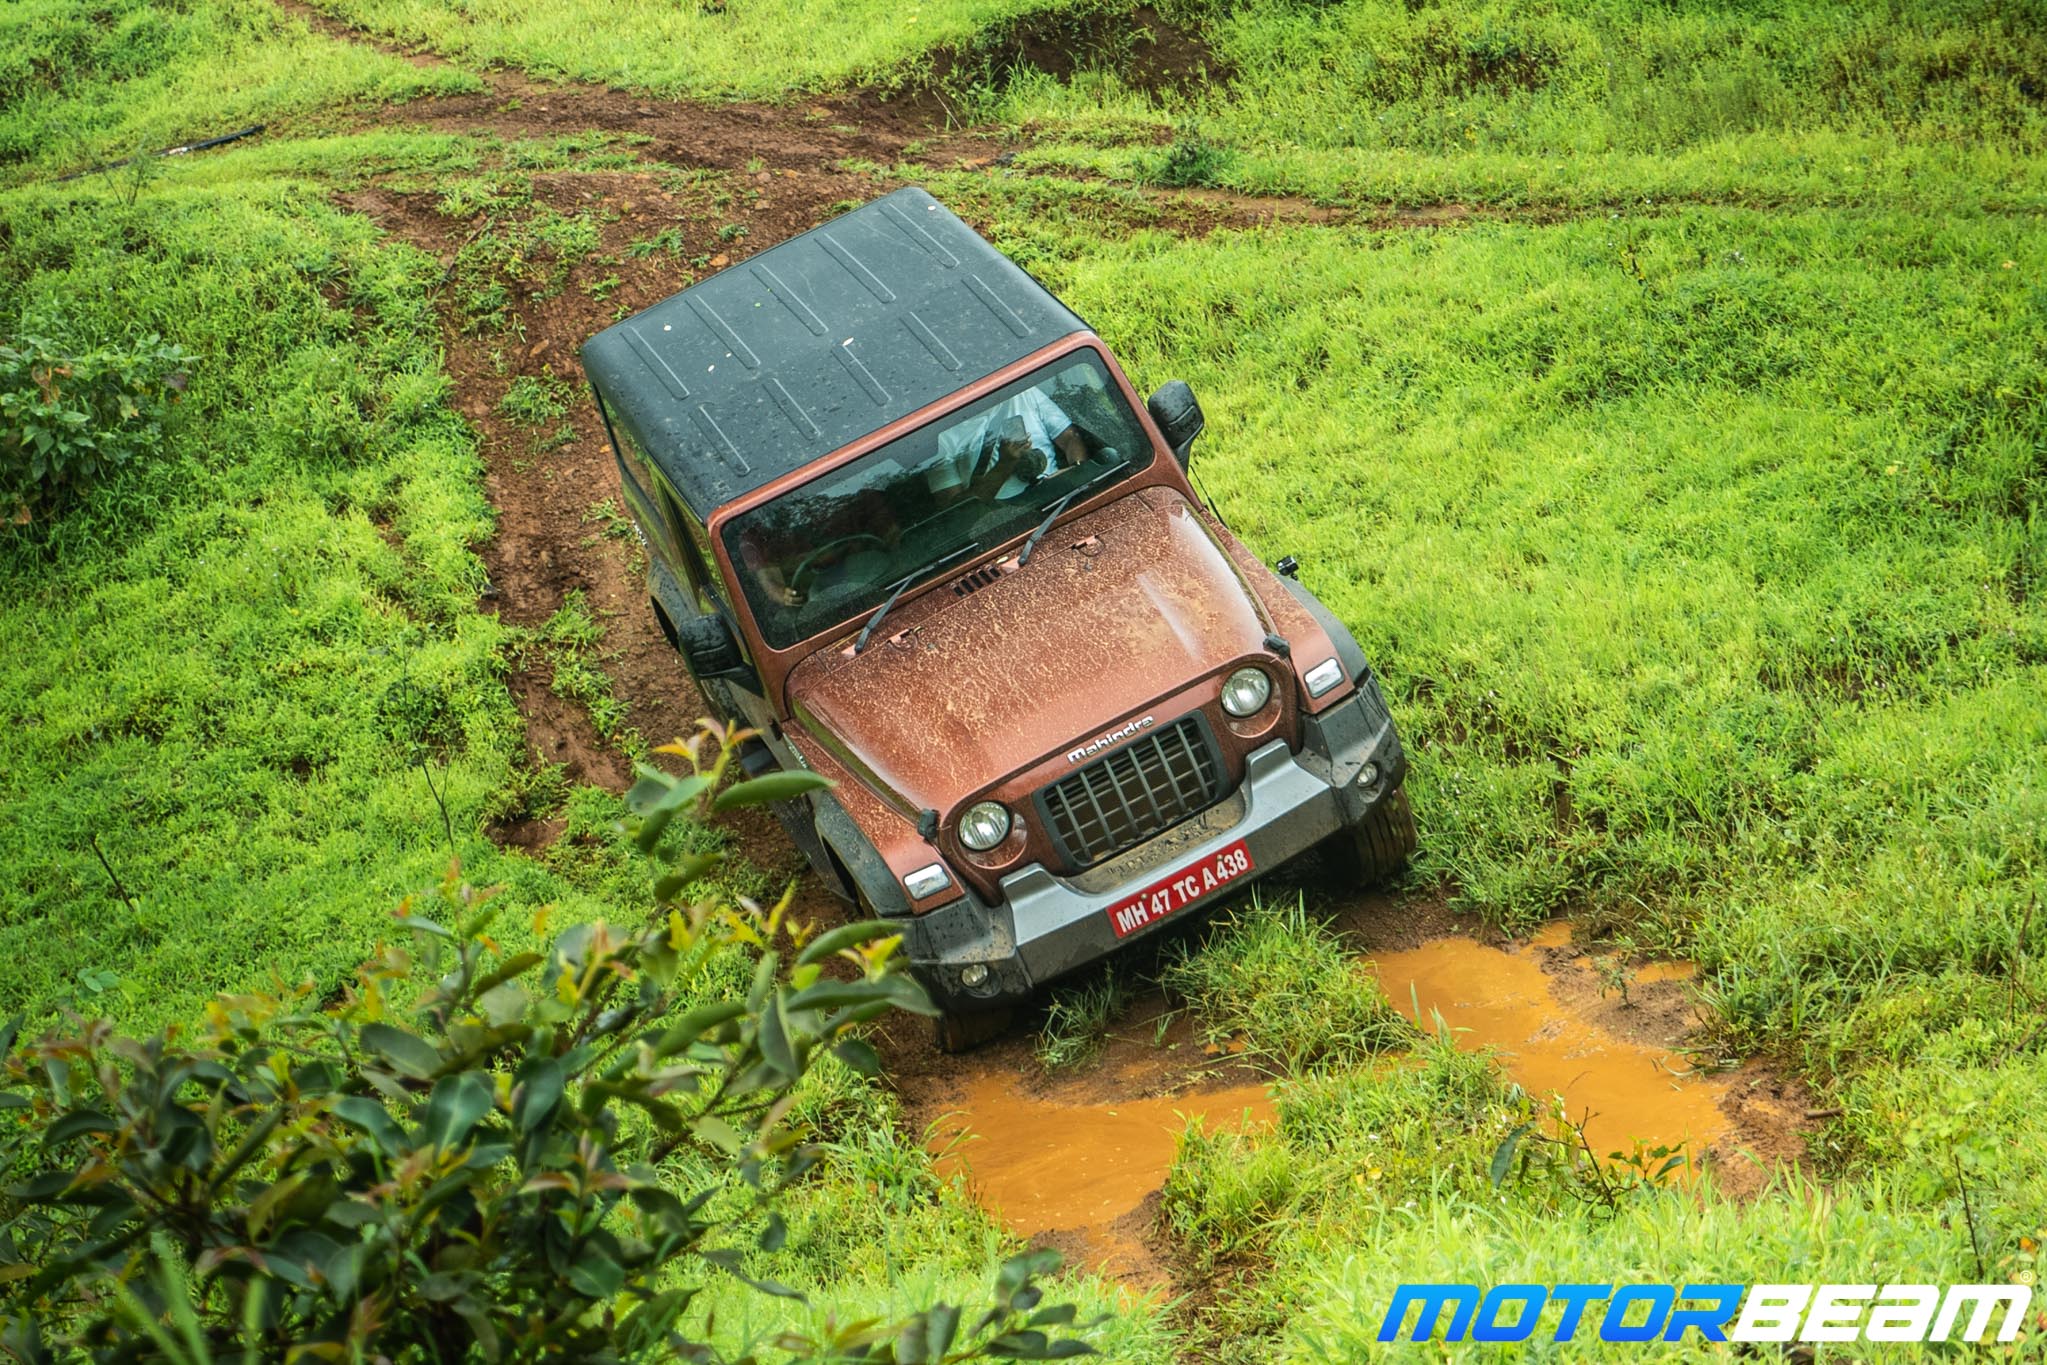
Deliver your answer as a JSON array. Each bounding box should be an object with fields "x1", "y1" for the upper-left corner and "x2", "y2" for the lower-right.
[{"x1": 581, "y1": 186, "x2": 1090, "y2": 513}]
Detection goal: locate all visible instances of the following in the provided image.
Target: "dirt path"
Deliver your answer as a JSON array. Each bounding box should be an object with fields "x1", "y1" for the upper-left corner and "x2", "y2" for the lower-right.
[{"x1": 297, "y1": 14, "x2": 1815, "y2": 1305}]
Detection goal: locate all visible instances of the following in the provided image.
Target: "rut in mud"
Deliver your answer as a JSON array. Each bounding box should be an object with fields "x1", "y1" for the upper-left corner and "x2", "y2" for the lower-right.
[
  {"x1": 301, "y1": 14, "x2": 1817, "y2": 1304},
  {"x1": 885, "y1": 890, "x2": 1811, "y2": 1293}
]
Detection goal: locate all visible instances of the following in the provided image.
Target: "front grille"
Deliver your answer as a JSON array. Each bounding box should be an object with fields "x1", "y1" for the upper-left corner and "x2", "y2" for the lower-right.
[{"x1": 1040, "y1": 716, "x2": 1225, "y2": 868}]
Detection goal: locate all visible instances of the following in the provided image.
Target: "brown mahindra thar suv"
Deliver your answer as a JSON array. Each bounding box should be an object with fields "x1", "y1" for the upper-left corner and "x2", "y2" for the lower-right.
[{"x1": 582, "y1": 187, "x2": 1414, "y2": 1048}]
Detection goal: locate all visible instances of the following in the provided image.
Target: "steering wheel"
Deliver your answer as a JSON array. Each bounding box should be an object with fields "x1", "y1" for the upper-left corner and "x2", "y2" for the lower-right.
[{"x1": 788, "y1": 533, "x2": 887, "y2": 593}]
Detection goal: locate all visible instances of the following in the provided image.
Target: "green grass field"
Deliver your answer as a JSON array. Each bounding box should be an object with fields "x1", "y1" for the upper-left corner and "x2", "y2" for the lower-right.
[{"x1": 3, "y1": 0, "x2": 2044, "y2": 1357}]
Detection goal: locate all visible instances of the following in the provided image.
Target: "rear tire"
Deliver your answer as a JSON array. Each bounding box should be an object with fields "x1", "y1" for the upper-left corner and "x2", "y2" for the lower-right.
[
  {"x1": 934, "y1": 1005, "x2": 1013, "y2": 1054},
  {"x1": 1324, "y1": 787, "x2": 1416, "y2": 888}
]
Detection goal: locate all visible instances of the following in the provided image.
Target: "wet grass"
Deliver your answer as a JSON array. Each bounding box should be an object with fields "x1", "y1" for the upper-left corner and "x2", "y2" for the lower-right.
[
  {"x1": 1034, "y1": 968, "x2": 1133, "y2": 1070},
  {"x1": 987, "y1": 0, "x2": 2047, "y2": 212},
  {"x1": 0, "y1": 0, "x2": 477, "y2": 183},
  {"x1": 946, "y1": 121, "x2": 2046, "y2": 1352},
  {"x1": 1161, "y1": 895, "x2": 1414, "y2": 1072},
  {"x1": 302, "y1": 0, "x2": 1090, "y2": 99},
  {"x1": 7, "y1": 0, "x2": 2045, "y2": 1356}
]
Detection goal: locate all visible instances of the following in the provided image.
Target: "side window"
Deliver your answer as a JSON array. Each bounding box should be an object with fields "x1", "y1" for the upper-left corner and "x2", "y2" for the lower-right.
[
  {"x1": 596, "y1": 393, "x2": 688, "y2": 572},
  {"x1": 654, "y1": 478, "x2": 727, "y2": 613},
  {"x1": 673, "y1": 503, "x2": 726, "y2": 604}
]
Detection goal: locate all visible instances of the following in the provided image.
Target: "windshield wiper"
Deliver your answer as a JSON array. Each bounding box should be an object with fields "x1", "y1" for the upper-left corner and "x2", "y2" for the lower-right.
[
  {"x1": 854, "y1": 542, "x2": 980, "y2": 654},
  {"x1": 1019, "y1": 466, "x2": 1121, "y2": 566}
]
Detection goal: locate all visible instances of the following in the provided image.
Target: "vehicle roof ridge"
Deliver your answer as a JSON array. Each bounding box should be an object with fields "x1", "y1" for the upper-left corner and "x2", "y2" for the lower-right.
[{"x1": 582, "y1": 186, "x2": 1089, "y2": 514}]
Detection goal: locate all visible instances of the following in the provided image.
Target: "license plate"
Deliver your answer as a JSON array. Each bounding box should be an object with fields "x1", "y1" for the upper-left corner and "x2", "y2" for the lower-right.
[{"x1": 1104, "y1": 839, "x2": 1254, "y2": 939}]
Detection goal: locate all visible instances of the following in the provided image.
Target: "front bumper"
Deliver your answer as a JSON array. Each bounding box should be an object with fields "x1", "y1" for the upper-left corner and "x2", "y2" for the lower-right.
[{"x1": 902, "y1": 674, "x2": 1407, "y2": 1010}]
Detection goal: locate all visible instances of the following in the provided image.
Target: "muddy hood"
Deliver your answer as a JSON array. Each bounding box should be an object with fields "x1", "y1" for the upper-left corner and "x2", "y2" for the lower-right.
[{"x1": 789, "y1": 489, "x2": 1271, "y2": 815}]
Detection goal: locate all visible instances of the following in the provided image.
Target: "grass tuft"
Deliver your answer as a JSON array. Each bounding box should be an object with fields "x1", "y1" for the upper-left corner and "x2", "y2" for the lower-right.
[{"x1": 1162, "y1": 895, "x2": 1415, "y2": 1071}]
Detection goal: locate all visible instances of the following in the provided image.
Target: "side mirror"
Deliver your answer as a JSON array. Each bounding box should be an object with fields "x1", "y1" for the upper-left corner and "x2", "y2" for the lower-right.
[
  {"x1": 1147, "y1": 380, "x2": 1205, "y2": 471},
  {"x1": 675, "y1": 611, "x2": 755, "y2": 685}
]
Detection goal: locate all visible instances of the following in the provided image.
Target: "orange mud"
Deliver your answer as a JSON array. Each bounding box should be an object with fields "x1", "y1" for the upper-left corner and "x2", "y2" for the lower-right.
[
  {"x1": 929, "y1": 1072, "x2": 1274, "y2": 1284},
  {"x1": 1368, "y1": 935, "x2": 1731, "y2": 1164}
]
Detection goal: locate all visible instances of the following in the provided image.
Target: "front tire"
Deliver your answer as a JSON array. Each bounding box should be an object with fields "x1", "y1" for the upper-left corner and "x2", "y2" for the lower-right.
[
  {"x1": 1324, "y1": 787, "x2": 1416, "y2": 887},
  {"x1": 934, "y1": 1005, "x2": 1013, "y2": 1054}
]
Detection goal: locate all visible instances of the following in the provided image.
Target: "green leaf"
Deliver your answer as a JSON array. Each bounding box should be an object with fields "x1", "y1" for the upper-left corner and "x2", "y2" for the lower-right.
[
  {"x1": 420, "y1": 1072, "x2": 495, "y2": 1152},
  {"x1": 794, "y1": 919, "x2": 893, "y2": 967},
  {"x1": 632, "y1": 772, "x2": 713, "y2": 852},
  {"x1": 601, "y1": 1084, "x2": 685, "y2": 1133},
  {"x1": 923, "y1": 1303, "x2": 962, "y2": 1361},
  {"x1": 692, "y1": 1114, "x2": 745, "y2": 1154},
  {"x1": 711, "y1": 769, "x2": 833, "y2": 811},
  {"x1": 876, "y1": 973, "x2": 941, "y2": 1017},
  {"x1": 1490, "y1": 1122, "x2": 1532, "y2": 1188},
  {"x1": 646, "y1": 1001, "x2": 747, "y2": 1061},
  {"x1": 565, "y1": 1248, "x2": 625, "y2": 1299},
  {"x1": 333, "y1": 1096, "x2": 407, "y2": 1156},
  {"x1": 513, "y1": 1058, "x2": 566, "y2": 1131},
  {"x1": 758, "y1": 995, "x2": 797, "y2": 1079},
  {"x1": 652, "y1": 851, "x2": 723, "y2": 901},
  {"x1": 700, "y1": 1248, "x2": 804, "y2": 1300},
  {"x1": 471, "y1": 951, "x2": 543, "y2": 998},
  {"x1": 784, "y1": 981, "x2": 896, "y2": 1015},
  {"x1": 360, "y1": 1023, "x2": 442, "y2": 1081},
  {"x1": 832, "y1": 1039, "x2": 881, "y2": 1077},
  {"x1": 44, "y1": 1109, "x2": 119, "y2": 1145},
  {"x1": 477, "y1": 980, "x2": 528, "y2": 1028},
  {"x1": 987, "y1": 1330, "x2": 1049, "y2": 1356}
]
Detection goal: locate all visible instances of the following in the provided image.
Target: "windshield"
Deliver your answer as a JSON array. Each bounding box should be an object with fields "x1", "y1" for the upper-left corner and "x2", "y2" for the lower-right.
[{"x1": 723, "y1": 350, "x2": 1155, "y2": 650}]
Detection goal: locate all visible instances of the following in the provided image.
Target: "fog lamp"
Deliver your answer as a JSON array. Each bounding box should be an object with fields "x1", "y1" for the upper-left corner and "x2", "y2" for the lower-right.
[{"x1": 960, "y1": 963, "x2": 991, "y2": 989}]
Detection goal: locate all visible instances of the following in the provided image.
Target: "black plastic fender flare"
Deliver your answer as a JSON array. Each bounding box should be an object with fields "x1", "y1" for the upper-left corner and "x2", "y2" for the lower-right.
[
  {"x1": 647, "y1": 556, "x2": 692, "y2": 650},
  {"x1": 1278, "y1": 575, "x2": 1371, "y2": 682},
  {"x1": 810, "y1": 792, "x2": 908, "y2": 916}
]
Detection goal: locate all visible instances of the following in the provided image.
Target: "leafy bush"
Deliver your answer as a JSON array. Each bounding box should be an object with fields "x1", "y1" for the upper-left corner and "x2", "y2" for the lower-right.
[
  {"x1": 0, "y1": 331, "x2": 192, "y2": 524},
  {"x1": 1142, "y1": 132, "x2": 1233, "y2": 189},
  {"x1": 0, "y1": 727, "x2": 1097, "y2": 1363}
]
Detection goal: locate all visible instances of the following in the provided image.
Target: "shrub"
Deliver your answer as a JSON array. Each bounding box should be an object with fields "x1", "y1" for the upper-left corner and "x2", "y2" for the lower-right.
[
  {"x1": 0, "y1": 332, "x2": 193, "y2": 524},
  {"x1": 1143, "y1": 132, "x2": 1234, "y2": 189},
  {"x1": 0, "y1": 726, "x2": 1097, "y2": 1362}
]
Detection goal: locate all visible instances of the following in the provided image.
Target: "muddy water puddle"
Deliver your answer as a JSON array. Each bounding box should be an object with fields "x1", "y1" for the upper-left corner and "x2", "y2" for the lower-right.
[
  {"x1": 1367, "y1": 932, "x2": 1730, "y2": 1164},
  {"x1": 929, "y1": 1072, "x2": 1273, "y2": 1284},
  {"x1": 917, "y1": 915, "x2": 1748, "y2": 1288}
]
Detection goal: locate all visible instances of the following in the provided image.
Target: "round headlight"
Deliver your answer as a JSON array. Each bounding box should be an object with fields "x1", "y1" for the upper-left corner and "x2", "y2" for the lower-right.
[
  {"x1": 1220, "y1": 666, "x2": 1273, "y2": 718},
  {"x1": 958, "y1": 800, "x2": 1012, "y2": 851}
]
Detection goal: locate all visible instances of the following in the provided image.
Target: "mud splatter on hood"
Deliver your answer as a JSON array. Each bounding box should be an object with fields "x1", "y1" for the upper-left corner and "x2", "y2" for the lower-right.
[{"x1": 788, "y1": 488, "x2": 1270, "y2": 814}]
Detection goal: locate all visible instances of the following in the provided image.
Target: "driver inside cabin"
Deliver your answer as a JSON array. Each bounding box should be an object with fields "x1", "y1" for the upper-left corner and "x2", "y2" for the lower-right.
[
  {"x1": 735, "y1": 486, "x2": 900, "y2": 607},
  {"x1": 925, "y1": 385, "x2": 1087, "y2": 507}
]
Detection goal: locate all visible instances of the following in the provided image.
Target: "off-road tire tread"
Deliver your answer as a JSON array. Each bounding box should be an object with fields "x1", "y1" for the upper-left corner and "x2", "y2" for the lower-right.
[
  {"x1": 1334, "y1": 786, "x2": 1416, "y2": 887},
  {"x1": 935, "y1": 1006, "x2": 1013, "y2": 1054}
]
